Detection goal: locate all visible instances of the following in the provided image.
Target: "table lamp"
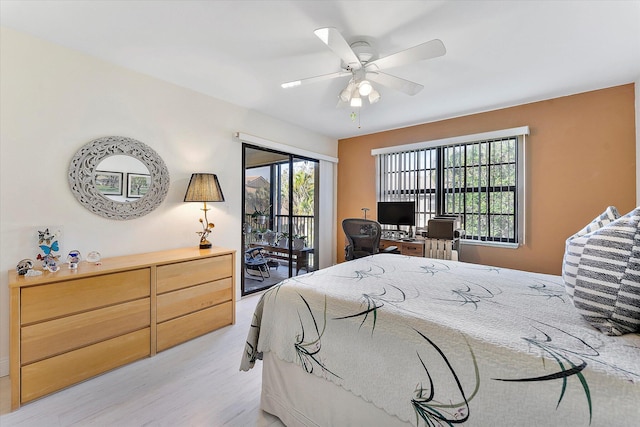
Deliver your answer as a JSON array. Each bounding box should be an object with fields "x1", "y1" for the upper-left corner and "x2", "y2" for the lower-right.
[{"x1": 184, "y1": 173, "x2": 225, "y2": 249}]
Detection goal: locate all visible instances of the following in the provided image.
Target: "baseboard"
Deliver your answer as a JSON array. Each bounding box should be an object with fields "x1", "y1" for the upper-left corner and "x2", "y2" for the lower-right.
[{"x1": 0, "y1": 356, "x2": 8, "y2": 377}]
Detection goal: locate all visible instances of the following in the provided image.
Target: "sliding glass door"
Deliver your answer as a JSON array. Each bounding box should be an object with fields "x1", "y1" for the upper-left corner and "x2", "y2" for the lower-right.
[{"x1": 242, "y1": 144, "x2": 319, "y2": 296}]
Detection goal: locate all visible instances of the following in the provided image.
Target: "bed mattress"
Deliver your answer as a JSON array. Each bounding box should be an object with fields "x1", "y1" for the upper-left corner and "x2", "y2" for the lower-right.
[{"x1": 241, "y1": 254, "x2": 640, "y2": 426}]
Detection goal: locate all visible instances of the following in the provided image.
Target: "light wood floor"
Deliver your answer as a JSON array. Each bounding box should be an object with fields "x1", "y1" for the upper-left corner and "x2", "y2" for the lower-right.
[{"x1": 0, "y1": 293, "x2": 285, "y2": 427}]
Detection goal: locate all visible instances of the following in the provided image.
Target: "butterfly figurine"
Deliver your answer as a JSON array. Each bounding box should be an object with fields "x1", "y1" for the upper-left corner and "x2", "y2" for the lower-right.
[
  {"x1": 38, "y1": 228, "x2": 49, "y2": 245},
  {"x1": 40, "y1": 240, "x2": 59, "y2": 255},
  {"x1": 38, "y1": 228, "x2": 56, "y2": 245}
]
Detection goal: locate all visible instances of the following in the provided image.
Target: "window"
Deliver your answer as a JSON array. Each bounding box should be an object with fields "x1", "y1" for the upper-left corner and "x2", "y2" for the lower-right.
[{"x1": 374, "y1": 127, "x2": 528, "y2": 246}]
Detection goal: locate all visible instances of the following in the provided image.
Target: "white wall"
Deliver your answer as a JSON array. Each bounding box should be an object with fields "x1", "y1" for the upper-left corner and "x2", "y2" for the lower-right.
[{"x1": 0, "y1": 27, "x2": 338, "y2": 377}]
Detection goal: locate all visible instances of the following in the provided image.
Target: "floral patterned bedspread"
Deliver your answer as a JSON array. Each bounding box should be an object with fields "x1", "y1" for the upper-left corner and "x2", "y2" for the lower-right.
[{"x1": 241, "y1": 254, "x2": 640, "y2": 426}]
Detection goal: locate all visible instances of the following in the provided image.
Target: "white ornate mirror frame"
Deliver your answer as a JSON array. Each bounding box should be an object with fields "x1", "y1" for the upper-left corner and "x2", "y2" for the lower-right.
[{"x1": 68, "y1": 136, "x2": 170, "y2": 220}]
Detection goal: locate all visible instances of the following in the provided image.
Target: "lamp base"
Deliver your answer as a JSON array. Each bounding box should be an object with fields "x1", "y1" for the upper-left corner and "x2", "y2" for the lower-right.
[{"x1": 199, "y1": 242, "x2": 212, "y2": 249}]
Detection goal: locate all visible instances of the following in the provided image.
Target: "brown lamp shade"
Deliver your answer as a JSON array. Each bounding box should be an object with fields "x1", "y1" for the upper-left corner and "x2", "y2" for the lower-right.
[{"x1": 184, "y1": 173, "x2": 225, "y2": 202}]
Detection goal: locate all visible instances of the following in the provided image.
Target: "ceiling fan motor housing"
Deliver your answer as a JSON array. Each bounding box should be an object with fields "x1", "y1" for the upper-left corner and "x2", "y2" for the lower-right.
[{"x1": 344, "y1": 41, "x2": 376, "y2": 68}]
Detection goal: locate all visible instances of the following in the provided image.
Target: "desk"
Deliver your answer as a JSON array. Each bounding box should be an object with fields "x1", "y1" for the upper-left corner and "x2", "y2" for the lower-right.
[
  {"x1": 380, "y1": 239, "x2": 426, "y2": 257},
  {"x1": 250, "y1": 243, "x2": 314, "y2": 275},
  {"x1": 381, "y1": 238, "x2": 459, "y2": 260}
]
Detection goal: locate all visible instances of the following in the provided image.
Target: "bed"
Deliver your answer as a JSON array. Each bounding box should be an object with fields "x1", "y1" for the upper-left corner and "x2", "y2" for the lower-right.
[{"x1": 240, "y1": 254, "x2": 640, "y2": 426}]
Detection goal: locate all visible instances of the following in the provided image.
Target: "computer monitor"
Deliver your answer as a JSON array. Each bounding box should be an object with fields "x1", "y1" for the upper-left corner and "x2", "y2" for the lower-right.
[{"x1": 377, "y1": 201, "x2": 415, "y2": 227}]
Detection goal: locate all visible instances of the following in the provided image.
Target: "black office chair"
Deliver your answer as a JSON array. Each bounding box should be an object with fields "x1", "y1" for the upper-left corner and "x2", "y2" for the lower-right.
[{"x1": 342, "y1": 218, "x2": 397, "y2": 261}]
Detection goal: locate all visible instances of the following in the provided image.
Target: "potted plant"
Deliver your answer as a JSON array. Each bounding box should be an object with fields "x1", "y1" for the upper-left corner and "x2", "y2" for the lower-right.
[
  {"x1": 292, "y1": 234, "x2": 307, "y2": 250},
  {"x1": 251, "y1": 205, "x2": 270, "y2": 231},
  {"x1": 264, "y1": 229, "x2": 277, "y2": 245},
  {"x1": 277, "y1": 232, "x2": 289, "y2": 248}
]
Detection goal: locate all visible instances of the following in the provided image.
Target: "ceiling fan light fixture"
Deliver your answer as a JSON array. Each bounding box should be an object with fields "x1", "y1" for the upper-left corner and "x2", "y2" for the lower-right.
[
  {"x1": 339, "y1": 87, "x2": 352, "y2": 103},
  {"x1": 339, "y1": 79, "x2": 356, "y2": 102},
  {"x1": 358, "y1": 80, "x2": 372, "y2": 96},
  {"x1": 350, "y1": 92, "x2": 362, "y2": 107},
  {"x1": 368, "y1": 89, "x2": 381, "y2": 104}
]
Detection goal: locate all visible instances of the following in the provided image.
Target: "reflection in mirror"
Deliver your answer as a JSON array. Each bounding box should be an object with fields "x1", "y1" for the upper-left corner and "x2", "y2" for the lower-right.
[{"x1": 95, "y1": 155, "x2": 150, "y2": 202}]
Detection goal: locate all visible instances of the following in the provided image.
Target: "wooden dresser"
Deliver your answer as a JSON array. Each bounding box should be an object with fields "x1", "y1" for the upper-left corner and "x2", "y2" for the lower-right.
[{"x1": 8, "y1": 246, "x2": 236, "y2": 410}]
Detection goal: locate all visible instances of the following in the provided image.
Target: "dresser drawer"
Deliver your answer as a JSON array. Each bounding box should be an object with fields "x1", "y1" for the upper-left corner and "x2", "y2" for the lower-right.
[
  {"x1": 21, "y1": 328, "x2": 150, "y2": 403},
  {"x1": 157, "y1": 301, "x2": 233, "y2": 352},
  {"x1": 402, "y1": 243, "x2": 424, "y2": 257},
  {"x1": 157, "y1": 278, "x2": 232, "y2": 323},
  {"x1": 157, "y1": 254, "x2": 232, "y2": 294},
  {"x1": 21, "y1": 269, "x2": 151, "y2": 325},
  {"x1": 21, "y1": 298, "x2": 150, "y2": 364}
]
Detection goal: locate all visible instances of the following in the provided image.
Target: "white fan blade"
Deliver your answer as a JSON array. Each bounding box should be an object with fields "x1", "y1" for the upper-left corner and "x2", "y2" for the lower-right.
[
  {"x1": 281, "y1": 71, "x2": 351, "y2": 89},
  {"x1": 367, "y1": 72, "x2": 423, "y2": 96},
  {"x1": 367, "y1": 39, "x2": 445, "y2": 71},
  {"x1": 314, "y1": 27, "x2": 362, "y2": 70}
]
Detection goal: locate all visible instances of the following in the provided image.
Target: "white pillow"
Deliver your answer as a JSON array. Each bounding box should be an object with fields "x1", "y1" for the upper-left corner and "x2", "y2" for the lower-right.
[
  {"x1": 562, "y1": 206, "x2": 620, "y2": 298},
  {"x1": 572, "y1": 207, "x2": 640, "y2": 335}
]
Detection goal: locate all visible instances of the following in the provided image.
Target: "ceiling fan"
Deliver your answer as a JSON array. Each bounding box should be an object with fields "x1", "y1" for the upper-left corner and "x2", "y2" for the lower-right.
[{"x1": 281, "y1": 27, "x2": 446, "y2": 107}]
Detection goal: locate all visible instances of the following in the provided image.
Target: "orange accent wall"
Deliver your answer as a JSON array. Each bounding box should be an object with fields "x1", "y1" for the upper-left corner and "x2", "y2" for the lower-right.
[{"x1": 337, "y1": 84, "x2": 637, "y2": 275}]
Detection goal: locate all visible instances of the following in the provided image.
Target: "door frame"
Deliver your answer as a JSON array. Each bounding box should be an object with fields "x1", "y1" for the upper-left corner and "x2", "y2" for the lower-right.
[{"x1": 241, "y1": 143, "x2": 319, "y2": 296}]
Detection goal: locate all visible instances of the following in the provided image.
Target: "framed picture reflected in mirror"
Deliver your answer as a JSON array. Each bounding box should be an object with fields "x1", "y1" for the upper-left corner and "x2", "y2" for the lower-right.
[
  {"x1": 127, "y1": 173, "x2": 150, "y2": 198},
  {"x1": 95, "y1": 170, "x2": 123, "y2": 196}
]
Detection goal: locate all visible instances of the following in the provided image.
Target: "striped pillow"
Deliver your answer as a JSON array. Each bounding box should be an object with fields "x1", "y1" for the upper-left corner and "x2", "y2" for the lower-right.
[
  {"x1": 562, "y1": 206, "x2": 620, "y2": 298},
  {"x1": 572, "y1": 207, "x2": 640, "y2": 335}
]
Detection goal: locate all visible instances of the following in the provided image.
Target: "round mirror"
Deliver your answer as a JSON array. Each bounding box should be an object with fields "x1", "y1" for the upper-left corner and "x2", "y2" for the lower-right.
[{"x1": 68, "y1": 136, "x2": 170, "y2": 220}]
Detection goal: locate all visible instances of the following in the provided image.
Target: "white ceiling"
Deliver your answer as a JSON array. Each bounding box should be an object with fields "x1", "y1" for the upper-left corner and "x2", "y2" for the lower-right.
[{"x1": 1, "y1": 0, "x2": 639, "y2": 140}]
